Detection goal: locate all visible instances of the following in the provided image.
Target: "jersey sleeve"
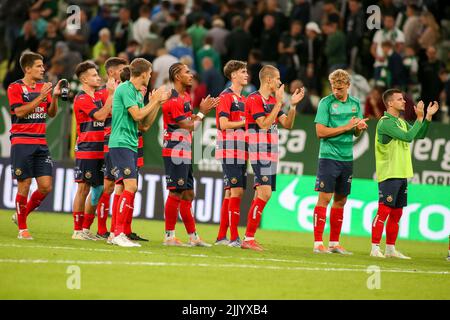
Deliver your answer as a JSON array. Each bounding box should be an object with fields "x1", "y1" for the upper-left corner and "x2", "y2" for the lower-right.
[
  {"x1": 7, "y1": 84, "x2": 24, "y2": 110},
  {"x1": 121, "y1": 86, "x2": 139, "y2": 109},
  {"x1": 314, "y1": 98, "x2": 329, "y2": 126},
  {"x1": 76, "y1": 95, "x2": 100, "y2": 119},
  {"x1": 247, "y1": 95, "x2": 265, "y2": 121},
  {"x1": 415, "y1": 119, "x2": 430, "y2": 139},
  {"x1": 378, "y1": 118, "x2": 423, "y2": 143},
  {"x1": 218, "y1": 94, "x2": 232, "y2": 118}
]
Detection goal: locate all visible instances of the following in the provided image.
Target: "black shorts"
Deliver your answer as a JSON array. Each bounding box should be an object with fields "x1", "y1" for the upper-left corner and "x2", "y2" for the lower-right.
[
  {"x1": 222, "y1": 163, "x2": 247, "y2": 190},
  {"x1": 315, "y1": 158, "x2": 353, "y2": 196},
  {"x1": 11, "y1": 144, "x2": 53, "y2": 180},
  {"x1": 252, "y1": 160, "x2": 277, "y2": 191},
  {"x1": 103, "y1": 152, "x2": 115, "y2": 181},
  {"x1": 74, "y1": 158, "x2": 104, "y2": 187},
  {"x1": 163, "y1": 157, "x2": 194, "y2": 191},
  {"x1": 109, "y1": 147, "x2": 138, "y2": 183},
  {"x1": 378, "y1": 178, "x2": 408, "y2": 208}
]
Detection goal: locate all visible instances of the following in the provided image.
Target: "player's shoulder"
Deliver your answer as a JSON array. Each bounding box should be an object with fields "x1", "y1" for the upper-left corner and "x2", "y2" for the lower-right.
[
  {"x1": 318, "y1": 94, "x2": 335, "y2": 107},
  {"x1": 219, "y1": 87, "x2": 233, "y2": 98},
  {"x1": 7, "y1": 80, "x2": 24, "y2": 92},
  {"x1": 347, "y1": 95, "x2": 360, "y2": 105},
  {"x1": 246, "y1": 91, "x2": 261, "y2": 102}
]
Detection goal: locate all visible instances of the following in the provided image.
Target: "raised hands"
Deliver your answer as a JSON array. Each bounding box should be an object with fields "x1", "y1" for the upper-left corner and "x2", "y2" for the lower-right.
[
  {"x1": 106, "y1": 77, "x2": 118, "y2": 94},
  {"x1": 414, "y1": 100, "x2": 425, "y2": 119},
  {"x1": 347, "y1": 116, "x2": 369, "y2": 131},
  {"x1": 275, "y1": 84, "x2": 285, "y2": 104},
  {"x1": 39, "y1": 82, "x2": 53, "y2": 100},
  {"x1": 151, "y1": 85, "x2": 170, "y2": 104},
  {"x1": 426, "y1": 101, "x2": 439, "y2": 118},
  {"x1": 199, "y1": 95, "x2": 220, "y2": 115},
  {"x1": 290, "y1": 87, "x2": 305, "y2": 106}
]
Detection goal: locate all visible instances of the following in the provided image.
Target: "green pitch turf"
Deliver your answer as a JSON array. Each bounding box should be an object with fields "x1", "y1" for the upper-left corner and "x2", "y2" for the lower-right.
[{"x1": 0, "y1": 210, "x2": 448, "y2": 300}]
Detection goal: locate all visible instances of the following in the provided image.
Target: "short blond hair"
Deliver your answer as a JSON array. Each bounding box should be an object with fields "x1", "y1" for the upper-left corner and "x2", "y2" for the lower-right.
[
  {"x1": 259, "y1": 65, "x2": 279, "y2": 82},
  {"x1": 328, "y1": 69, "x2": 350, "y2": 86}
]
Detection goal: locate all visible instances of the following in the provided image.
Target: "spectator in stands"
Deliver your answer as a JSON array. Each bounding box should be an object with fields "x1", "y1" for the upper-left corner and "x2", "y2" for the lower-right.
[
  {"x1": 278, "y1": 20, "x2": 304, "y2": 83},
  {"x1": 201, "y1": 56, "x2": 224, "y2": 97},
  {"x1": 133, "y1": 4, "x2": 152, "y2": 45},
  {"x1": 89, "y1": 5, "x2": 113, "y2": 45},
  {"x1": 345, "y1": 0, "x2": 365, "y2": 71},
  {"x1": 364, "y1": 86, "x2": 386, "y2": 119},
  {"x1": 27, "y1": 7, "x2": 48, "y2": 40},
  {"x1": 418, "y1": 11, "x2": 441, "y2": 51},
  {"x1": 323, "y1": 20, "x2": 347, "y2": 72},
  {"x1": 190, "y1": 73, "x2": 208, "y2": 109},
  {"x1": 290, "y1": 0, "x2": 310, "y2": 27},
  {"x1": 299, "y1": 21, "x2": 323, "y2": 96},
  {"x1": 403, "y1": 4, "x2": 422, "y2": 50},
  {"x1": 169, "y1": 33, "x2": 195, "y2": 69},
  {"x1": 225, "y1": 15, "x2": 253, "y2": 62},
  {"x1": 143, "y1": 24, "x2": 165, "y2": 54},
  {"x1": 371, "y1": 13, "x2": 405, "y2": 81},
  {"x1": 64, "y1": 9, "x2": 90, "y2": 59},
  {"x1": 114, "y1": 7, "x2": 134, "y2": 54},
  {"x1": 43, "y1": 19, "x2": 64, "y2": 53},
  {"x1": 151, "y1": 47, "x2": 178, "y2": 88},
  {"x1": 419, "y1": 46, "x2": 445, "y2": 120},
  {"x1": 284, "y1": 79, "x2": 315, "y2": 115},
  {"x1": 260, "y1": 14, "x2": 280, "y2": 65},
  {"x1": 196, "y1": 36, "x2": 221, "y2": 74},
  {"x1": 247, "y1": 49, "x2": 263, "y2": 89},
  {"x1": 165, "y1": 24, "x2": 184, "y2": 52},
  {"x1": 403, "y1": 46, "x2": 420, "y2": 98},
  {"x1": 187, "y1": 16, "x2": 208, "y2": 54},
  {"x1": 206, "y1": 18, "x2": 229, "y2": 61},
  {"x1": 381, "y1": 40, "x2": 407, "y2": 89}
]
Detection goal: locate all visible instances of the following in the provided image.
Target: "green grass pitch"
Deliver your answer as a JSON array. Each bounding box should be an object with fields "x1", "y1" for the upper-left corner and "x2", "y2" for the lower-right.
[{"x1": 0, "y1": 210, "x2": 448, "y2": 299}]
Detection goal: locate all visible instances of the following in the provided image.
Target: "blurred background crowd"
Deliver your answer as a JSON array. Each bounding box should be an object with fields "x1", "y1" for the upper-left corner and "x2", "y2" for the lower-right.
[{"x1": 0, "y1": 0, "x2": 449, "y2": 122}]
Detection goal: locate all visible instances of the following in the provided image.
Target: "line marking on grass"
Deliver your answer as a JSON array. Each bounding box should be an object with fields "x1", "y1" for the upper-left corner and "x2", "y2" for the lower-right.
[
  {"x1": 0, "y1": 243, "x2": 446, "y2": 273},
  {"x1": 0, "y1": 258, "x2": 448, "y2": 275}
]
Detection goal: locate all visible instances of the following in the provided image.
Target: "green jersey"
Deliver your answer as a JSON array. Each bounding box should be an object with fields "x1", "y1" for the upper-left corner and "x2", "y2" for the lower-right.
[
  {"x1": 108, "y1": 81, "x2": 144, "y2": 152},
  {"x1": 314, "y1": 94, "x2": 362, "y2": 162},
  {"x1": 375, "y1": 112, "x2": 430, "y2": 182}
]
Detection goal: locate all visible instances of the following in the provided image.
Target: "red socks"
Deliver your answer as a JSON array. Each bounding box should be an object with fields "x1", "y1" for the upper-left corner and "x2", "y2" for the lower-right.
[
  {"x1": 25, "y1": 190, "x2": 46, "y2": 217},
  {"x1": 217, "y1": 197, "x2": 229, "y2": 239},
  {"x1": 313, "y1": 206, "x2": 327, "y2": 242},
  {"x1": 180, "y1": 199, "x2": 196, "y2": 234},
  {"x1": 245, "y1": 198, "x2": 267, "y2": 238},
  {"x1": 165, "y1": 194, "x2": 180, "y2": 231},
  {"x1": 97, "y1": 192, "x2": 110, "y2": 235},
  {"x1": 124, "y1": 202, "x2": 134, "y2": 235},
  {"x1": 73, "y1": 212, "x2": 84, "y2": 231},
  {"x1": 371, "y1": 203, "x2": 392, "y2": 244},
  {"x1": 110, "y1": 193, "x2": 120, "y2": 234},
  {"x1": 329, "y1": 207, "x2": 344, "y2": 242},
  {"x1": 114, "y1": 190, "x2": 135, "y2": 236},
  {"x1": 82, "y1": 213, "x2": 95, "y2": 230},
  {"x1": 386, "y1": 208, "x2": 403, "y2": 245},
  {"x1": 229, "y1": 197, "x2": 241, "y2": 241},
  {"x1": 16, "y1": 194, "x2": 28, "y2": 230}
]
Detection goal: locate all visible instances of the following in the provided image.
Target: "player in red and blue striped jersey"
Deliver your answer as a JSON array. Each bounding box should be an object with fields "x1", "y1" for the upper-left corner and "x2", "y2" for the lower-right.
[
  {"x1": 71, "y1": 61, "x2": 114, "y2": 240},
  {"x1": 161, "y1": 62, "x2": 218, "y2": 246},
  {"x1": 242, "y1": 65, "x2": 304, "y2": 251},
  {"x1": 8, "y1": 52, "x2": 63, "y2": 240},
  {"x1": 215, "y1": 60, "x2": 248, "y2": 247}
]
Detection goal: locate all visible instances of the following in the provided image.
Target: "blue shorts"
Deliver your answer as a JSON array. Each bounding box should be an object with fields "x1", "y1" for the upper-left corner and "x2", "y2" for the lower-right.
[
  {"x1": 102, "y1": 152, "x2": 115, "y2": 181},
  {"x1": 109, "y1": 147, "x2": 138, "y2": 183},
  {"x1": 378, "y1": 178, "x2": 408, "y2": 208},
  {"x1": 163, "y1": 157, "x2": 194, "y2": 191},
  {"x1": 315, "y1": 158, "x2": 353, "y2": 196},
  {"x1": 252, "y1": 161, "x2": 277, "y2": 191},
  {"x1": 11, "y1": 144, "x2": 53, "y2": 180},
  {"x1": 222, "y1": 163, "x2": 247, "y2": 190},
  {"x1": 74, "y1": 158, "x2": 104, "y2": 187}
]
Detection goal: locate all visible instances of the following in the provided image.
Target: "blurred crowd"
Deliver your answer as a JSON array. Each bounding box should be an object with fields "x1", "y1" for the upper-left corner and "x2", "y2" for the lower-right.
[{"x1": 0, "y1": 0, "x2": 449, "y2": 122}]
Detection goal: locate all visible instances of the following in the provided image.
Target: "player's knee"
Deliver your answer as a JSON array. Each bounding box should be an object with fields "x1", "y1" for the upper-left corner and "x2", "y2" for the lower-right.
[
  {"x1": 77, "y1": 183, "x2": 90, "y2": 196},
  {"x1": 258, "y1": 190, "x2": 272, "y2": 202},
  {"x1": 182, "y1": 189, "x2": 195, "y2": 201},
  {"x1": 18, "y1": 179, "x2": 32, "y2": 194},
  {"x1": 230, "y1": 188, "x2": 244, "y2": 198},
  {"x1": 38, "y1": 184, "x2": 52, "y2": 195}
]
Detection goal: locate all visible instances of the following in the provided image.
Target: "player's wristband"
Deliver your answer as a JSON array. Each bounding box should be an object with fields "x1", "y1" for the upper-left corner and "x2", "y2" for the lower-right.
[{"x1": 197, "y1": 112, "x2": 205, "y2": 120}]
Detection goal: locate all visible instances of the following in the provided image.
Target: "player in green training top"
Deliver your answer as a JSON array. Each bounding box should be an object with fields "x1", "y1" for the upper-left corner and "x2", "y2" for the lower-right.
[
  {"x1": 108, "y1": 58, "x2": 169, "y2": 247},
  {"x1": 313, "y1": 69, "x2": 368, "y2": 255},
  {"x1": 371, "y1": 89, "x2": 439, "y2": 259}
]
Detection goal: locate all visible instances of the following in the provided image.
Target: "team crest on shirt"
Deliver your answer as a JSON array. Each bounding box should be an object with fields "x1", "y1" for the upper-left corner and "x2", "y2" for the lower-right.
[
  {"x1": 262, "y1": 176, "x2": 269, "y2": 182},
  {"x1": 177, "y1": 178, "x2": 185, "y2": 186},
  {"x1": 386, "y1": 195, "x2": 393, "y2": 203},
  {"x1": 320, "y1": 181, "x2": 325, "y2": 188},
  {"x1": 85, "y1": 171, "x2": 92, "y2": 179},
  {"x1": 332, "y1": 103, "x2": 338, "y2": 109},
  {"x1": 230, "y1": 177, "x2": 238, "y2": 185},
  {"x1": 124, "y1": 168, "x2": 131, "y2": 176},
  {"x1": 352, "y1": 106, "x2": 357, "y2": 112},
  {"x1": 15, "y1": 168, "x2": 22, "y2": 176}
]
